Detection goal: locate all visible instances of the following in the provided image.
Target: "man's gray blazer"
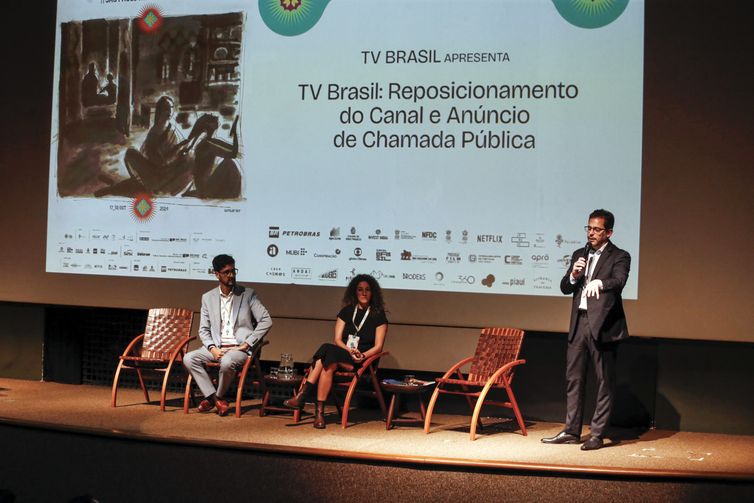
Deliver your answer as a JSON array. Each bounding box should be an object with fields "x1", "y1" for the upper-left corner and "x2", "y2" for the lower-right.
[{"x1": 198, "y1": 284, "x2": 272, "y2": 352}]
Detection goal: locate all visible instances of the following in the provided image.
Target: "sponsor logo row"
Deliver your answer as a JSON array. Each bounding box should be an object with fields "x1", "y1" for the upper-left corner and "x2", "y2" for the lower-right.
[
  {"x1": 268, "y1": 226, "x2": 582, "y2": 248},
  {"x1": 265, "y1": 243, "x2": 571, "y2": 268},
  {"x1": 261, "y1": 266, "x2": 558, "y2": 291}
]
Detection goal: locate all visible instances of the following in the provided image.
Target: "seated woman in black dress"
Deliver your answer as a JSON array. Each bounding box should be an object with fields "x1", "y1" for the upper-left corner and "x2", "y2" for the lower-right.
[{"x1": 284, "y1": 273, "x2": 388, "y2": 428}]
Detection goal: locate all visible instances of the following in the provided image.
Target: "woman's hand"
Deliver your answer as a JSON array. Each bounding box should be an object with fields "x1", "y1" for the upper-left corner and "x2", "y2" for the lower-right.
[{"x1": 350, "y1": 349, "x2": 364, "y2": 363}]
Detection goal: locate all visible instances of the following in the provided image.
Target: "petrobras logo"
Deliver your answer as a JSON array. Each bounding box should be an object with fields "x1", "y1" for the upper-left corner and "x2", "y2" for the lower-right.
[
  {"x1": 268, "y1": 226, "x2": 280, "y2": 238},
  {"x1": 402, "y1": 272, "x2": 426, "y2": 281},
  {"x1": 282, "y1": 230, "x2": 321, "y2": 238},
  {"x1": 504, "y1": 254, "x2": 523, "y2": 265}
]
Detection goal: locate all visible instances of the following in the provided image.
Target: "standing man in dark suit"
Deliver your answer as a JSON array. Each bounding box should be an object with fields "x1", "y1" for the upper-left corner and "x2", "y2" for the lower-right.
[
  {"x1": 183, "y1": 254, "x2": 272, "y2": 416},
  {"x1": 542, "y1": 209, "x2": 630, "y2": 450}
]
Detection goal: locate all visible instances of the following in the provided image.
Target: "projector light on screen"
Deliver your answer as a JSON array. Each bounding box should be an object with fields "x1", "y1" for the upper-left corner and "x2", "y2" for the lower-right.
[{"x1": 47, "y1": 0, "x2": 644, "y2": 299}]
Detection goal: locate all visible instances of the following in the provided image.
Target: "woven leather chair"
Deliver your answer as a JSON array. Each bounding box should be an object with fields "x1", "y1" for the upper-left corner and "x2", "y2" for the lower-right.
[
  {"x1": 423, "y1": 328, "x2": 527, "y2": 440},
  {"x1": 111, "y1": 308, "x2": 195, "y2": 411},
  {"x1": 183, "y1": 340, "x2": 269, "y2": 418},
  {"x1": 331, "y1": 351, "x2": 389, "y2": 428}
]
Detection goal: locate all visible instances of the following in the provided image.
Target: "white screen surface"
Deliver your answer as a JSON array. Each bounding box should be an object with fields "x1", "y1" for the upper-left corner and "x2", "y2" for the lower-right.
[{"x1": 47, "y1": 0, "x2": 643, "y2": 298}]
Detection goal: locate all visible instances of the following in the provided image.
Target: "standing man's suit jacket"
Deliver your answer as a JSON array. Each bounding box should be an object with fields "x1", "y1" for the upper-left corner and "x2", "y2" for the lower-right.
[
  {"x1": 560, "y1": 241, "x2": 630, "y2": 343},
  {"x1": 199, "y1": 284, "x2": 272, "y2": 352}
]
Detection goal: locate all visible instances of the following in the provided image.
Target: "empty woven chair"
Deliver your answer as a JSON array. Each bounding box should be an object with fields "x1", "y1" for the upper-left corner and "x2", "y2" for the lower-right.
[
  {"x1": 111, "y1": 308, "x2": 195, "y2": 411},
  {"x1": 423, "y1": 327, "x2": 527, "y2": 440}
]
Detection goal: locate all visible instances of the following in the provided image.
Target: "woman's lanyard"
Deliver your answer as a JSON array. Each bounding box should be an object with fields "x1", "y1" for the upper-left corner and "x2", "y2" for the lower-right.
[{"x1": 352, "y1": 306, "x2": 370, "y2": 335}]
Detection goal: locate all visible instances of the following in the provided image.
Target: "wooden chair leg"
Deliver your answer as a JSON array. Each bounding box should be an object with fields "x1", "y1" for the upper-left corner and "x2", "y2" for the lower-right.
[
  {"x1": 386, "y1": 394, "x2": 397, "y2": 430},
  {"x1": 111, "y1": 361, "x2": 125, "y2": 407},
  {"x1": 333, "y1": 396, "x2": 343, "y2": 417},
  {"x1": 369, "y1": 368, "x2": 388, "y2": 418},
  {"x1": 340, "y1": 378, "x2": 359, "y2": 428},
  {"x1": 470, "y1": 384, "x2": 496, "y2": 441},
  {"x1": 423, "y1": 386, "x2": 442, "y2": 434},
  {"x1": 252, "y1": 354, "x2": 267, "y2": 411},
  {"x1": 235, "y1": 359, "x2": 253, "y2": 418},
  {"x1": 135, "y1": 368, "x2": 150, "y2": 403},
  {"x1": 159, "y1": 361, "x2": 176, "y2": 412},
  {"x1": 260, "y1": 389, "x2": 270, "y2": 417},
  {"x1": 505, "y1": 382, "x2": 527, "y2": 436},
  {"x1": 183, "y1": 375, "x2": 194, "y2": 414}
]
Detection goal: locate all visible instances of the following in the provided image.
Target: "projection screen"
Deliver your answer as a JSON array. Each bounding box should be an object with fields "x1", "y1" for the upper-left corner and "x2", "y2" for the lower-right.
[{"x1": 47, "y1": 0, "x2": 644, "y2": 299}]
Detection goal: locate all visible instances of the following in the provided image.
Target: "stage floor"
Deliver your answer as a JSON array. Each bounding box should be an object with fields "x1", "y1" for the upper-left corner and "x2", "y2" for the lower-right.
[{"x1": 1, "y1": 378, "x2": 752, "y2": 480}]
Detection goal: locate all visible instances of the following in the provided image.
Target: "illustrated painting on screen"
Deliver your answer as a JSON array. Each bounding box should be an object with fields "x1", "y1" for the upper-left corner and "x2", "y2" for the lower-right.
[{"x1": 57, "y1": 12, "x2": 245, "y2": 201}]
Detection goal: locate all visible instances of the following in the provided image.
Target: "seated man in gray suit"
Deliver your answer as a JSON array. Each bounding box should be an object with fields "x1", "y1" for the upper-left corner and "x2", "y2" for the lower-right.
[{"x1": 184, "y1": 254, "x2": 272, "y2": 416}]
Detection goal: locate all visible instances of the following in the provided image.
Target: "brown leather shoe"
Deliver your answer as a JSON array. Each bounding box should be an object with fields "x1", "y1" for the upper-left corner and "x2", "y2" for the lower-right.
[
  {"x1": 313, "y1": 401, "x2": 326, "y2": 429},
  {"x1": 215, "y1": 398, "x2": 230, "y2": 417},
  {"x1": 197, "y1": 399, "x2": 214, "y2": 413}
]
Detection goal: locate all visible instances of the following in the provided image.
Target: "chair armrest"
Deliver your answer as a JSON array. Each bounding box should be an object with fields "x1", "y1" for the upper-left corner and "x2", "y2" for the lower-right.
[
  {"x1": 439, "y1": 356, "x2": 475, "y2": 380},
  {"x1": 168, "y1": 336, "x2": 197, "y2": 361},
  {"x1": 485, "y1": 359, "x2": 526, "y2": 386},
  {"x1": 355, "y1": 351, "x2": 389, "y2": 377},
  {"x1": 251, "y1": 339, "x2": 270, "y2": 357},
  {"x1": 120, "y1": 334, "x2": 145, "y2": 357}
]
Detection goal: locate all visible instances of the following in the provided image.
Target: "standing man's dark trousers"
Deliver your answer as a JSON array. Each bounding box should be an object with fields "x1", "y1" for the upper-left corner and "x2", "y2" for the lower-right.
[{"x1": 565, "y1": 310, "x2": 618, "y2": 438}]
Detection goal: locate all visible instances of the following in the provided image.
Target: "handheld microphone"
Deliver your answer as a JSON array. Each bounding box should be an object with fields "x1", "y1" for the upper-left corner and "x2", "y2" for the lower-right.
[{"x1": 583, "y1": 242, "x2": 592, "y2": 259}]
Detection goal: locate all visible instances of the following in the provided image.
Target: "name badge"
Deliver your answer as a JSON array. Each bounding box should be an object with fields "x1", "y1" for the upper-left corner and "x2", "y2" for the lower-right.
[{"x1": 346, "y1": 334, "x2": 360, "y2": 350}]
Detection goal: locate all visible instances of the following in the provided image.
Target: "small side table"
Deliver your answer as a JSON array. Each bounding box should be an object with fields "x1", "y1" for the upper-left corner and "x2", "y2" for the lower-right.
[
  {"x1": 380, "y1": 379, "x2": 436, "y2": 430},
  {"x1": 260, "y1": 374, "x2": 304, "y2": 422}
]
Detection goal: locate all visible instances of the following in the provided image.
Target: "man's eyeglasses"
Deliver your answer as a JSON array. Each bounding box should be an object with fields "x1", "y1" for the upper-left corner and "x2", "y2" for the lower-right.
[
  {"x1": 584, "y1": 226, "x2": 606, "y2": 234},
  {"x1": 216, "y1": 268, "x2": 238, "y2": 276}
]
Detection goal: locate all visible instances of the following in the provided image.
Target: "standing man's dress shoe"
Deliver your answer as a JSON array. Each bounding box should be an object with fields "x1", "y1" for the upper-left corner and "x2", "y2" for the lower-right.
[
  {"x1": 581, "y1": 436, "x2": 604, "y2": 451},
  {"x1": 541, "y1": 431, "x2": 580, "y2": 444},
  {"x1": 215, "y1": 398, "x2": 230, "y2": 417},
  {"x1": 197, "y1": 399, "x2": 214, "y2": 413}
]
